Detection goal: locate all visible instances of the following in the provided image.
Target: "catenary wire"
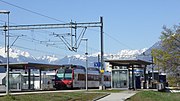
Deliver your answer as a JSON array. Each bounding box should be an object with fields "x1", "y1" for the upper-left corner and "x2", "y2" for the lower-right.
[{"x1": 0, "y1": 0, "x2": 66, "y2": 23}]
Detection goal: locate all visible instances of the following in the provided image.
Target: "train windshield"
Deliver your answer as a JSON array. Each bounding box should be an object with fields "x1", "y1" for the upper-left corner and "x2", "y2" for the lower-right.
[
  {"x1": 56, "y1": 69, "x2": 64, "y2": 80},
  {"x1": 56, "y1": 69, "x2": 72, "y2": 80},
  {"x1": 64, "y1": 69, "x2": 72, "y2": 80}
]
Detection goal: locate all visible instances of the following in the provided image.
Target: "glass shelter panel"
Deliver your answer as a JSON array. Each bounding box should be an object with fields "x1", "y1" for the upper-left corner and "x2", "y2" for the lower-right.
[
  {"x1": 9, "y1": 73, "x2": 23, "y2": 90},
  {"x1": 112, "y1": 70, "x2": 128, "y2": 88}
]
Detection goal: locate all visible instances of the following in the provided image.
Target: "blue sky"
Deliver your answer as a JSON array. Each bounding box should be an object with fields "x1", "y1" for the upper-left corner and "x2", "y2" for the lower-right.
[{"x1": 0, "y1": 0, "x2": 180, "y2": 58}]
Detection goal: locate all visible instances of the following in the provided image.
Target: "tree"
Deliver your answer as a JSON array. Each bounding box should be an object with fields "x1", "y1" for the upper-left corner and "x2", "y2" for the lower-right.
[{"x1": 152, "y1": 24, "x2": 180, "y2": 86}]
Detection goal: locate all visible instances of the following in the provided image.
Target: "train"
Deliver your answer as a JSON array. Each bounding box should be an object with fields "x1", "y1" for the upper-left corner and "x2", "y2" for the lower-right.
[{"x1": 54, "y1": 64, "x2": 111, "y2": 89}]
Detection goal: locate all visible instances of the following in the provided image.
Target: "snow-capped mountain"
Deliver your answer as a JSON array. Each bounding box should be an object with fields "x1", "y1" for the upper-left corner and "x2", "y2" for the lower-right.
[
  {"x1": 0, "y1": 47, "x2": 62, "y2": 63},
  {"x1": 0, "y1": 47, "x2": 30, "y2": 58},
  {"x1": 137, "y1": 41, "x2": 162, "y2": 62},
  {"x1": 106, "y1": 48, "x2": 147, "y2": 60},
  {"x1": 36, "y1": 55, "x2": 59, "y2": 63},
  {"x1": 0, "y1": 41, "x2": 161, "y2": 68},
  {"x1": 47, "y1": 48, "x2": 148, "y2": 67},
  {"x1": 0, "y1": 55, "x2": 6, "y2": 63},
  {"x1": 0, "y1": 47, "x2": 36, "y2": 63},
  {"x1": 0, "y1": 46, "x2": 147, "y2": 65}
]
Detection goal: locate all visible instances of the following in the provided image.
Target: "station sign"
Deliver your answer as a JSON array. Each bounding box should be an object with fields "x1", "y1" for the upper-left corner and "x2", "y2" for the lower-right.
[{"x1": 94, "y1": 62, "x2": 101, "y2": 67}]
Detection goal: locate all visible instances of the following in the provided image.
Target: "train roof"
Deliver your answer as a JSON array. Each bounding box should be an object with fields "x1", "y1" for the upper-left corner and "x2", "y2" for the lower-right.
[
  {"x1": 60, "y1": 64, "x2": 85, "y2": 70},
  {"x1": 88, "y1": 67, "x2": 100, "y2": 71},
  {"x1": 59, "y1": 65, "x2": 101, "y2": 72},
  {"x1": 59, "y1": 65, "x2": 111, "y2": 74}
]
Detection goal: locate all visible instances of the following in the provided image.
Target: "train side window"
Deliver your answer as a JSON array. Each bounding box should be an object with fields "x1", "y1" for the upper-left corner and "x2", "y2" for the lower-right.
[
  {"x1": 78, "y1": 74, "x2": 85, "y2": 80},
  {"x1": 88, "y1": 75, "x2": 91, "y2": 80},
  {"x1": 95, "y1": 75, "x2": 99, "y2": 81}
]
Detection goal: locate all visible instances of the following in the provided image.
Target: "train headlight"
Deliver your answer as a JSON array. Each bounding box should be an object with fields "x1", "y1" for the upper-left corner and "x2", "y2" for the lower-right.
[{"x1": 67, "y1": 81, "x2": 72, "y2": 85}]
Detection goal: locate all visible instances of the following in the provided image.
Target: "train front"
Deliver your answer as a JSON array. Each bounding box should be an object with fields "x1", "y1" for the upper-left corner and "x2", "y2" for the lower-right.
[{"x1": 54, "y1": 68, "x2": 73, "y2": 89}]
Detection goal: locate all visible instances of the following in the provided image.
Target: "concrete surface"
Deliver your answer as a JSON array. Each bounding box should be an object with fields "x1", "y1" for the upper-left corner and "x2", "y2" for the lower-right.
[{"x1": 97, "y1": 90, "x2": 137, "y2": 101}]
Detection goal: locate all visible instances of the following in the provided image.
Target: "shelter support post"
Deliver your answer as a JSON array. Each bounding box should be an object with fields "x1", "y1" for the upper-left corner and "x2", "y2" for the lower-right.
[
  {"x1": 39, "y1": 69, "x2": 42, "y2": 90},
  {"x1": 111, "y1": 64, "x2": 113, "y2": 89},
  {"x1": 28, "y1": 69, "x2": 31, "y2": 89},
  {"x1": 144, "y1": 65, "x2": 147, "y2": 89},
  {"x1": 128, "y1": 66, "x2": 131, "y2": 89},
  {"x1": 132, "y1": 65, "x2": 135, "y2": 90}
]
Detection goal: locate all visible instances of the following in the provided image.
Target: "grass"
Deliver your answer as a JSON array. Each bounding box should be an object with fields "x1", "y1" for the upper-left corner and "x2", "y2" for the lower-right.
[
  {"x1": 0, "y1": 92, "x2": 107, "y2": 101},
  {"x1": 126, "y1": 91, "x2": 180, "y2": 101}
]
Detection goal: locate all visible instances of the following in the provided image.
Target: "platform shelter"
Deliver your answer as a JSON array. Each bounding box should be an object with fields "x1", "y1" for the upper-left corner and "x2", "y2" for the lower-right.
[
  {"x1": 0, "y1": 62, "x2": 60, "y2": 91},
  {"x1": 105, "y1": 59, "x2": 152, "y2": 90}
]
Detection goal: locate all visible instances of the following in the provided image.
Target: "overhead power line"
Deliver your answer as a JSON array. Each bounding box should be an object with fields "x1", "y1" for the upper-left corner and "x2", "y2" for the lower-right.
[
  {"x1": 0, "y1": 19, "x2": 17, "y2": 25},
  {"x1": 0, "y1": 31, "x2": 70, "y2": 51},
  {"x1": 17, "y1": 36, "x2": 68, "y2": 50},
  {"x1": 13, "y1": 45, "x2": 65, "y2": 57},
  {"x1": 104, "y1": 32, "x2": 133, "y2": 49},
  {"x1": 0, "y1": 0, "x2": 66, "y2": 23},
  {"x1": 88, "y1": 28, "x2": 133, "y2": 49}
]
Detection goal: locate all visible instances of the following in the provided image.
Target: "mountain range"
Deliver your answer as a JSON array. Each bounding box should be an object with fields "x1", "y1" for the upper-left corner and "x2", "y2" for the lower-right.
[{"x1": 0, "y1": 41, "x2": 161, "y2": 68}]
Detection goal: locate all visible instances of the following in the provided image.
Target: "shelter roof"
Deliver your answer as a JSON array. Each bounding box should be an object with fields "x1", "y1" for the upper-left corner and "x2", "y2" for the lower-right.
[
  {"x1": 0, "y1": 62, "x2": 60, "y2": 70},
  {"x1": 105, "y1": 59, "x2": 152, "y2": 66}
]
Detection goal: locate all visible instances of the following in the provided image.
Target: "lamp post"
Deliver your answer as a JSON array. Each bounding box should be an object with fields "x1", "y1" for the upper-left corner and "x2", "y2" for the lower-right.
[
  {"x1": 0, "y1": 10, "x2": 10, "y2": 95},
  {"x1": 81, "y1": 38, "x2": 88, "y2": 91}
]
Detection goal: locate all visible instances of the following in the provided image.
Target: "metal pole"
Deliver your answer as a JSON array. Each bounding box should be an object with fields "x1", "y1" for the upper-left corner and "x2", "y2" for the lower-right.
[
  {"x1": 70, "y1": 20, "x2": 73, "y2": 51},
  {"x1": 0, "y1": 10, "x2": 10, "y2": 95},
  {"x1": 81, "y1": 38, "x2": 88, "y2": 91},
  {"x1": 3, "y1": 23, "x2": 7, "y2": 53},
  {"x1": 98, "y1": 54, "x2": 100, "y2": 62},
  {"x1": 100, "y1": 16, "x2": 104, "y2": 89},
  {"x1": 98, "y1": 54, "x2": 100, "y2": 70},
  {"x1": 6, "y1": 12, "x2": 10, "y2": 95},
  {"x1": 85, "y1": 39, "x2": 88, "y2": 91}
]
